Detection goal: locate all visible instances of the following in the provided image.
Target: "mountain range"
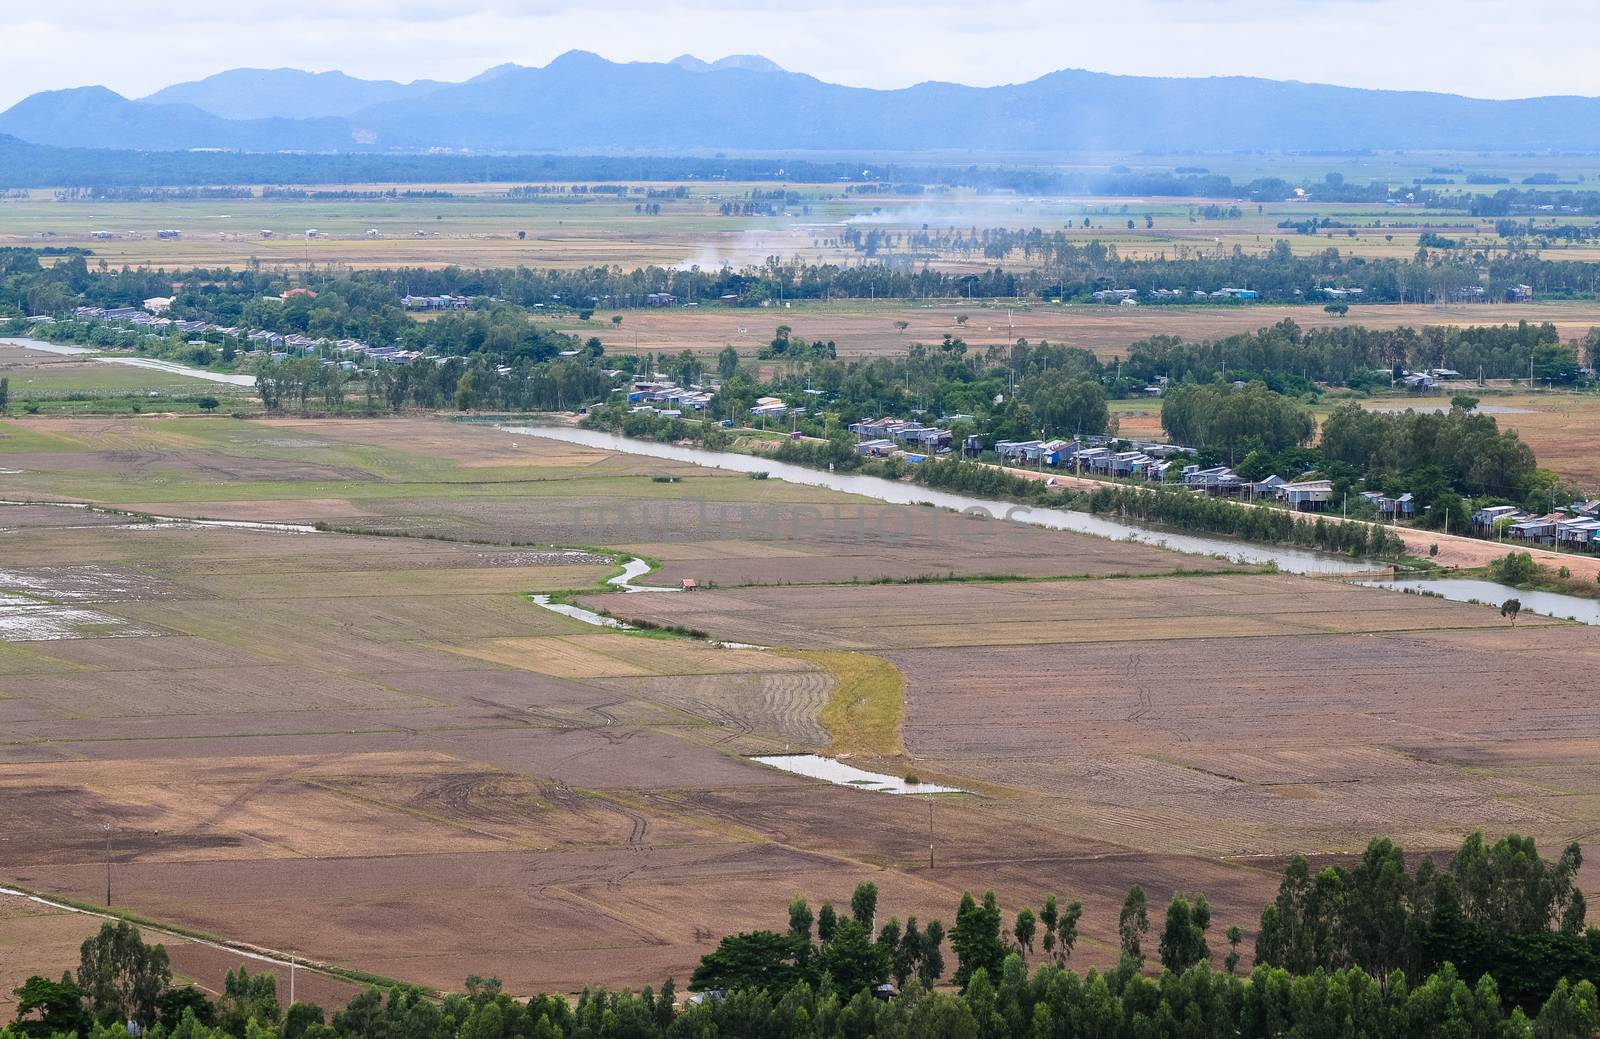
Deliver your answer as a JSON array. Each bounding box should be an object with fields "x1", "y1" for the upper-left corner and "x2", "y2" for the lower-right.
[{"x1": 6, "y1": 51, "x2": 1600, "y2": 155}]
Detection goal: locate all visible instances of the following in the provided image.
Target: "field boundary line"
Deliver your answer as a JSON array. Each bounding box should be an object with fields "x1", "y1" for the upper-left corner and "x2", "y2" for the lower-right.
[{"x1": 0, "y1": 881, "x2": 426, "y2": 995}]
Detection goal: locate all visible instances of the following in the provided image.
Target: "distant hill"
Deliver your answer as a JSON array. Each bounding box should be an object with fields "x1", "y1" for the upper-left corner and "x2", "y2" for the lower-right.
[
  {"x1": 0, "y1": 86, "x2": 354, "y2": 151},
  {"x1": 144, "y1": 68, "x2": 449, "y2": 120},
  {"x1": 8, "y1": 52, "x2": 1600, "y2": 154}
]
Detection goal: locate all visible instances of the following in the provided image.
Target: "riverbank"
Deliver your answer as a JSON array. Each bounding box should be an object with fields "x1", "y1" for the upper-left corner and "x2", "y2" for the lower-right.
[{"x1": 501, "y1": 422, "x2": 1377, "y2": 576}]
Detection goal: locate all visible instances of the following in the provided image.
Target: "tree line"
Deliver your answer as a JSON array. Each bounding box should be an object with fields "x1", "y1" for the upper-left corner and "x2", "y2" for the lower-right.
[
  {"x1": 12, "y1": 830, "x2": 1600, "y2": 1039},
  {"x1": 1125, "y1": 318, "x2": 1592, "y2": 389}
]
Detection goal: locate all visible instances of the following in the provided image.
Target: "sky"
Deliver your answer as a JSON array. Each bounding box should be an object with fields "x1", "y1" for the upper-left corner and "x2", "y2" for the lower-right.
[{"x1": 5, "y1": 0, "x2": 1600, "y2": 110}]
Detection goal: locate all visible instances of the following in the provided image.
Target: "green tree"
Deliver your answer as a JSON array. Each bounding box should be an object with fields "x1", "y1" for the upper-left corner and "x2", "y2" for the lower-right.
[
  {"x1": 1535, "y1": 978, "x2": 1600, "y2": 1039},
  {"x1": 1502, "y1": 598, "x2": 1523, "y2": 626},
  {"x1": 920, "y1": 920, "x2": 947, "y2": 986},
  {"x1": 1012, "y1": 908, "x2": 1035, "y2": 955},
  {"x1": 1031, "y1": 375, "x2": 1108, "y2": 438},
  {"x1": 1224, "y1": 926, "x2": 1243, "y2": 974},
  {"x1": 1157, "y1": 893, "x2": 1211, "y2": 972},
  {"x1": 818, "y1": 903, "x2": 838, "y2": 944},
  {"x1": 197, "y1": 396, "x2": 220, "y2": 412},
  {"x1": 689, "y1": 932, "x2": 803, "y2": 992},
  {"x1": 0, "y1": 376, "x2": 9, "y2": 413},
  {"x1": 816, "y1": 919, "x2": 890, "y2": 995},
  {"x1": 850, "y1": 881, "x2": 879, "y2": 932},
  {"x1": 77, "y1": 921, "x2": 170, "y2": 1028},
  {"x1": 950, "y1": 892, "x2": 1005, "y2": 990},
  {"x1": 12, "y1": 975, "x2": 92, "y2": 1039},
  {"x1": 1118, "y1": 885, "x2": 1149, "y2": 964},
  {"x1": 717, "y1": 345, "x2": 740, "y2": 380}
]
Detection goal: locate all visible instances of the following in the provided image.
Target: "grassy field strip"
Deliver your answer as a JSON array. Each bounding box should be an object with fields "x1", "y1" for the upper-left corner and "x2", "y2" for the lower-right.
[{"x1": 778, "y1": 650, "x2": 905, "y2": 759}]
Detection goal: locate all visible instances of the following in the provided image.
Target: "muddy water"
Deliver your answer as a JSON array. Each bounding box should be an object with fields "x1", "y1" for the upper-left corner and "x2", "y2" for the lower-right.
[
  {"x1": 1360, "y1": 577, "x2": 1600, "y2": 625},
  {"x1": 0, "y1": 337, "x2": 255, "y2": 385}
]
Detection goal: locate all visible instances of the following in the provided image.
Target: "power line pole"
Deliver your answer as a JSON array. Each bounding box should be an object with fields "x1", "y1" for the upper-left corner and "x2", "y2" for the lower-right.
[
  {"x1": 927, "y1": 795, "x2": 935, "y2": 870},
  {"x1": 103, "y1": 824, "x2": 112, "y2": 907}
]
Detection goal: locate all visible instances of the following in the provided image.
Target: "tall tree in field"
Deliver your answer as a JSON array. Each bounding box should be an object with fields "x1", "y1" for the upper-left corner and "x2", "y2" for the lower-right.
[
  {"x1": 893, "y1": 918, "x2": 922, "y2": 986},
  {"x1": 1157, "y1": 893, "x2": 1211, "y2": 972},
  {"x1": 851, "y1": 881, "x2": 879, "y2": 932},
  {"x1": 787, "y1": 896, "x2": 814, "y2": 944},
  {"x1": 0, "y1": 376, "x2": 9, "y2": 413},
  {"x1": 951, "y1": 892, "x2": 1005, "y2": 990},
  {"x1": 817, "y1": 902, "x2": 838, "y2": 945},
  {"x1": 717, "y1": 345, "x2": 739, "y2": 380},
  {"x1": 1012, "y1": 907, "x2": 1036, "y2": 955},
  {"x1": 1224, "y1": 926, "x2": 1243, "y2": 974},
  {"x1": 1119, "y1": 886, "x2": 1150, "y2": 965},
  {"x1": 920, "y1": 919, "x2": 947, "y2": 986},
  {"x1": 816, "y1": 919, "x2": 889, "y2": 995},
  {"x1": 77, "y1": 921, "x2": 171, "y2": 1027}
]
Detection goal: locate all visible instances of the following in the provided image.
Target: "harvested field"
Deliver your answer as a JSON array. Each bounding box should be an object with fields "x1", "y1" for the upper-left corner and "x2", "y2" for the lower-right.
[
  {"x1": 553, "y1": 299, "x2": 1600, "y2": 360},
  {"x1": 589, "y1": 573, "x2": 1558, "y2": 651},
  {"x1": 6, "y1": 412, "x2": 1600, "y2": 997}
]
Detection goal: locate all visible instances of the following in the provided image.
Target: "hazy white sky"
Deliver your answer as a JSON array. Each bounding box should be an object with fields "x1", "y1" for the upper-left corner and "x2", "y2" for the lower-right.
[{"x1": 4, "y1": 0, "x2": 1600, "y2": 110}]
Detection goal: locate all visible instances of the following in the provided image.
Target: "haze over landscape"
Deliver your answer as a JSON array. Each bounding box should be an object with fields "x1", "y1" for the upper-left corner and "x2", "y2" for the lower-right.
[{"x1": 11, "y1": 3, "x2": 1600, "y2": 1039}]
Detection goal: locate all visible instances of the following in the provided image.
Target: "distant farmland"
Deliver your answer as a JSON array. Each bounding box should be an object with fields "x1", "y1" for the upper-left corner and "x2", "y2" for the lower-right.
[{"x1": 3, "y1": 414, "x2": 1600, "y2": 1000}]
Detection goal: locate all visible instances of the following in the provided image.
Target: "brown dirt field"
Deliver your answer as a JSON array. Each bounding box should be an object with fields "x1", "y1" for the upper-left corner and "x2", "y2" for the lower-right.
[
  {"x1": 592, "y1": 571, "x2": 1600, "y2": 895},
  {"x1": 1473, "y1": 392, "x2": 1600, "y2": 489},
  {"x1": 557, "y1": 300, "x2": 1600, "y2": 360},
  {"x1": 588, "y1": 573, "x2": 1559, "y2": 651},
  {"x1": 8, "y1": 413, "x2": 1600, "y2": 999},
  {"x1": 0, "y1": 893, "x2": 365, "y2": 1012}
]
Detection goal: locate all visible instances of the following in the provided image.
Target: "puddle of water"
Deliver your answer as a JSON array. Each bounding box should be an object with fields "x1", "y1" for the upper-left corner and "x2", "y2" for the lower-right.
[
  {"x1": 0, "y1": 604, "x2": 161, "y2": 640},
  {"x1": 751, "y1": 754, "x2": 967, "y2": 794},
  {"x1": 1361, "y1": 577, "x2": 1600, "y2": 624},
  {"x1": 0, "y1": 501, "x2": 318, "y2": 533}
]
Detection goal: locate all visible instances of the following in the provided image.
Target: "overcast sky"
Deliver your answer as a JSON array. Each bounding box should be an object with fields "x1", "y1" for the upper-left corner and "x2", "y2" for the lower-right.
[{"x1": 5, "y1": 0, "x2": 1600, "y2": 110}]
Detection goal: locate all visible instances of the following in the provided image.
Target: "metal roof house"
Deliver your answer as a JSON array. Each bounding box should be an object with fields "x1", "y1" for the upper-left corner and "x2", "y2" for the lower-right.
[{"x1": 1280, "y1": 480, "x2": 1333, "y2": 511}]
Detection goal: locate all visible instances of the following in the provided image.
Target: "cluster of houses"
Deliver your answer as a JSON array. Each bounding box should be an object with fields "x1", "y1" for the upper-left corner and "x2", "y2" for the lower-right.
[
  {"x1": 1472, "y1": 502, "x2": 1600, "y2": 549},
  {"x1": 841, "y1": 421, "x2": 1366, "y2": 513},
  {"x1": 64, "y1": 304, "x2": 422, "y2": 366},
  {"x1": 1091, "y1": 287, "x2": 1260, "y2": 305},
  {"x1": 400, "y1": 295, "x2": 471, "y2": 311},
  {"x1": 71, "y1": 304, "x2": 223, "y2": 337},
  {"x1": 623, "y1": 380, "x2": 717, "y2": 417},
  {"x1": 847, "y1": 418, "x2": 955, "y2": 459}
]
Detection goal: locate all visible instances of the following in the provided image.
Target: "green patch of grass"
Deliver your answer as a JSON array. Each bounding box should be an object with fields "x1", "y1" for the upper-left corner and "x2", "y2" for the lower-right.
[{"x1": 781, "y1": 649, "x2": 905, "y2": 758}]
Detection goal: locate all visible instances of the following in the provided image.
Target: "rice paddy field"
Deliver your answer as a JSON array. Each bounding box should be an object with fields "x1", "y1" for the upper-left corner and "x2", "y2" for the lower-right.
[{"x1": 4, "y1": 411, "x2": 1600, "y2": 1000}]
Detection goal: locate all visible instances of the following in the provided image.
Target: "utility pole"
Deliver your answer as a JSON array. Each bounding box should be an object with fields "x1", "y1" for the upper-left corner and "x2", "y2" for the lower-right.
[
  {"x1": 290, "y1": 952, "x2": 296, "y2": 1006},
  {"x1": 103, "y1": 824, "x2": 112, "y2": 906},
  {"x1": 927, "y1": 794, "x2": 935, "y2": 870}
]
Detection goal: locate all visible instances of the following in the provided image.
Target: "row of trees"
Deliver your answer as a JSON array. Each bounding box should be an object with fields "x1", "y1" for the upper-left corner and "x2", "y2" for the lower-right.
[
  {"x1": 1159, "y1": 380, "x2": 1316, "y2": 460},
  {"x1": 253, "y1": 356, "x2": 613, "y2": 414},
  {"x1": 14, "y1": 831, "x2": 1599, "y2": 1039},
  {"x1": 1125, "y1": 318, "x2": 1593, "y2": 389},
  {"x1": 1319, "y1": 402, "x2": 1543, "y2": 500},
  {"x1": 1085, "y1": 485, "x2": 1409, "y2": 557},
  {"x1": 1255, "y1": 832, "x2": 1587, "y2": 1009}
]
